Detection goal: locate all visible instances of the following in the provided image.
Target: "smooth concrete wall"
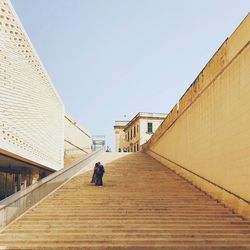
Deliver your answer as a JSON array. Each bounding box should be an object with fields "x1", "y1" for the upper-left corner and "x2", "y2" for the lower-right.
[
  {"x1": 0, "y1": 0, "x2": 64, "y2": 171},
  {"x1": 64, "y1": 114, "x2": 92, "y2": 166},
  {"x1": 144, "y1": 14, "x2": 250, "y2": 217}
]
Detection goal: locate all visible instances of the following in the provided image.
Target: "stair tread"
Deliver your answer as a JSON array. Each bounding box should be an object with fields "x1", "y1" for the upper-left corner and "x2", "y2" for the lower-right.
[{"x1": 0, "y1": 152, "x2": 249, "y2": 249}]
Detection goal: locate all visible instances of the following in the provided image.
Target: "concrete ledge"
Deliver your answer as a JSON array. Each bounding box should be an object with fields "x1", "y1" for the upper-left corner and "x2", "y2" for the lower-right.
[
  {"x1": 0, "y1": 148, "x2": 104, "y2": 230},
  {"x1": 146, "y1": 149, "x2": 250, "y2": 220}
]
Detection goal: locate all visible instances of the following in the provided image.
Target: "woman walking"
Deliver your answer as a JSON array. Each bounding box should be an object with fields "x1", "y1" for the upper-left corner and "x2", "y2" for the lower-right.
[{"x1": 90, "y1": 162, "x2": 99, "y2": 183}]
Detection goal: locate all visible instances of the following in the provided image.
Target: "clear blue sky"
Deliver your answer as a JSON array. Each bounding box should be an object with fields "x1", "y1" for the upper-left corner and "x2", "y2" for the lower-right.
[{"x1": 11, "y1": 0, "x2": 250, "y2": 149}]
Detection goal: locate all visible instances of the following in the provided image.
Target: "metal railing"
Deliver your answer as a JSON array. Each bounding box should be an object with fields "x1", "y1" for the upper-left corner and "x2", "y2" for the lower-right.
[{"x1": 0, "y1": 148, "x2": 104, "y2": 230}]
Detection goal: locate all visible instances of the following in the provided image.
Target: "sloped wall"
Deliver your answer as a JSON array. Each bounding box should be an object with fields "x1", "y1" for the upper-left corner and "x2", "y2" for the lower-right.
[
  {"x1": 64, "y1": 114, "x2": 92, "y2": 167},
  {"x1": 144, "y1": 14, "x2": 250, "y2": 215}
]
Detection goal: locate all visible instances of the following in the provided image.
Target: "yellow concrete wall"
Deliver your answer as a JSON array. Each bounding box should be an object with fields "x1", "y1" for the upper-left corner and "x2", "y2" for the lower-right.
[{"x1": 144, "y1": 14, "x2": 250, "y2": 216}]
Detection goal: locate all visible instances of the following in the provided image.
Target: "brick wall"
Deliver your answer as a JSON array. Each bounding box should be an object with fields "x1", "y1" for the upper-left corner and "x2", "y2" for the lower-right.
[{"x1": 0, "y1": 0, "x2": 64, "y2": 170}]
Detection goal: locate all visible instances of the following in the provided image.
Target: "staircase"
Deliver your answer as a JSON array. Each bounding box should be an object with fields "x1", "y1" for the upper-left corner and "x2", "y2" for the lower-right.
[{"x1": 0, "y1": 152, "x2": 250, "y2": 249}]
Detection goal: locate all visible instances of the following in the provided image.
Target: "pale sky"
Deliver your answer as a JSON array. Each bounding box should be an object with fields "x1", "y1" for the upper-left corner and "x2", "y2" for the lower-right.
[{"x1": 11, "y1": 0, "x2": 250, "y2": 149}]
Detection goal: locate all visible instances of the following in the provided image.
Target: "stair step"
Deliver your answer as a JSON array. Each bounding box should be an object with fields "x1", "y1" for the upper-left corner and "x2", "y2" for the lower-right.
[{"x1": 0, "y1": 152, "x2": 249, "y2": 249}]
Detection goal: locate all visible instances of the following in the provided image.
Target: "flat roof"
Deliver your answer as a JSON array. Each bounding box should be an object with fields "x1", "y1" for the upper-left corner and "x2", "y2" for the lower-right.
[
  {"x1": 124, "y1": 112, "x2": 167, "y2": 130},
  {"x1": 114, "y1": 121, "x2": 129, "y2": 128}
]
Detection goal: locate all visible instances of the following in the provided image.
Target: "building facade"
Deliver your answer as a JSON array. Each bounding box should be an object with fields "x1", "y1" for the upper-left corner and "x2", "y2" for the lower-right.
[
  {"x1": 0, "y1": 0, "x2": 65, "y2": 199},
  {"x1": 0, "y1": 0, "x2": 64, "y2": 171},
  {"x1": 114, "y1": 112, "x2": 166, "y2": 152},
  {"x1": 64, "y1": 114, "x2": 92, "y2": 166},
  {"x1": 114, "y1": 121, "x2": 129, "y2": 152}
]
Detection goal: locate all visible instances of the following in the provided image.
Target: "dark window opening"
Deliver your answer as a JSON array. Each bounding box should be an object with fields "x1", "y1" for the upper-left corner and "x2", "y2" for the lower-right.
[{"x1": 147, "y1": 122, "x2": 153, "y2": 133}]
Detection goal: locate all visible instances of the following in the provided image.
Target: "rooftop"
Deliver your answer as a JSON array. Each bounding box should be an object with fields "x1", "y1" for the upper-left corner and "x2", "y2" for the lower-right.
[
  {"x1": 114, "y1": 121, "x2": 129, "y2": 128},
  {"x1": 124, "y1": 112, "x2": 167, "y2": 130}
]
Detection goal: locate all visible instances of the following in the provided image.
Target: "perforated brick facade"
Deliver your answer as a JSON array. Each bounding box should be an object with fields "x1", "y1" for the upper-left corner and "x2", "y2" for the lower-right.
[{"x1": 0, "y1": 0, "x2": 64, "y2": 171}]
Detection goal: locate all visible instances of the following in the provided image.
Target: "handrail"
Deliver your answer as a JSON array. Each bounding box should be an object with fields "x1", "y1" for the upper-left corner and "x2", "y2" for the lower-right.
[
  {"x1": 0, "y1": 148, "x2": 104, "y2": 230},
  {"x1": 148, "y1": 149, "x2": 250, "y2": 205}
]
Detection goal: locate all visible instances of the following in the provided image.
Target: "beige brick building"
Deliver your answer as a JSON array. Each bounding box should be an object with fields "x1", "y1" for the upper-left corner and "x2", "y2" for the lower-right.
[{"x1": 114, "y1": 112, "x2": 166, "y2": 152}]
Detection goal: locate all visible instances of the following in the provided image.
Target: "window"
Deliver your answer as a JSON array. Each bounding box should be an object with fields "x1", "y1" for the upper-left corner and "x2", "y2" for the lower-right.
[
  {"x1": 137, "y1": 144, "x2": 139, "y2": 151},
  {"x1": 134, "y1": 126, "x2": 136, "y2": 137},
  {"x1": 147, "y1": 122, "x2": 153, "y2": 133},
  {"x1": 130, "y1": 128, "x2": 133, "y2": 139},
  {"x1": 134, "y1": 144, "x2": 136, "y2": 152},
  {"x1": 127, "y1": 131, "x2": 129, "y2": 141}
]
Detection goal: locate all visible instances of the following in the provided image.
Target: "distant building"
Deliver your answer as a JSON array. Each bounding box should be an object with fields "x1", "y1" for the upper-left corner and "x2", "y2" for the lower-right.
[
  {"x1": 114, "y1": 121, "x2": 129, "y2": 152},
  {"x1": 114, "y1": 112, "x2": 167, "y2": 152}
]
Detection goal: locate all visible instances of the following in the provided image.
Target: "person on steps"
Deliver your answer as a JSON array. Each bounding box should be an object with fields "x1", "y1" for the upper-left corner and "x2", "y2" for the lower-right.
[
  {"x1": 95, "y1": 162, "x2": 105, "y2": 187},
  {"x1": 91, "y1": 162, "x2": 99, "y2": 183}
]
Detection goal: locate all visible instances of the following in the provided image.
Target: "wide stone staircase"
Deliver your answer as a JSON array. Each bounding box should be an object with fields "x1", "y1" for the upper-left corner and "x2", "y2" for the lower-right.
[{"x1": 0, "y1": 153, "x2": 250, "y2": 249}]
